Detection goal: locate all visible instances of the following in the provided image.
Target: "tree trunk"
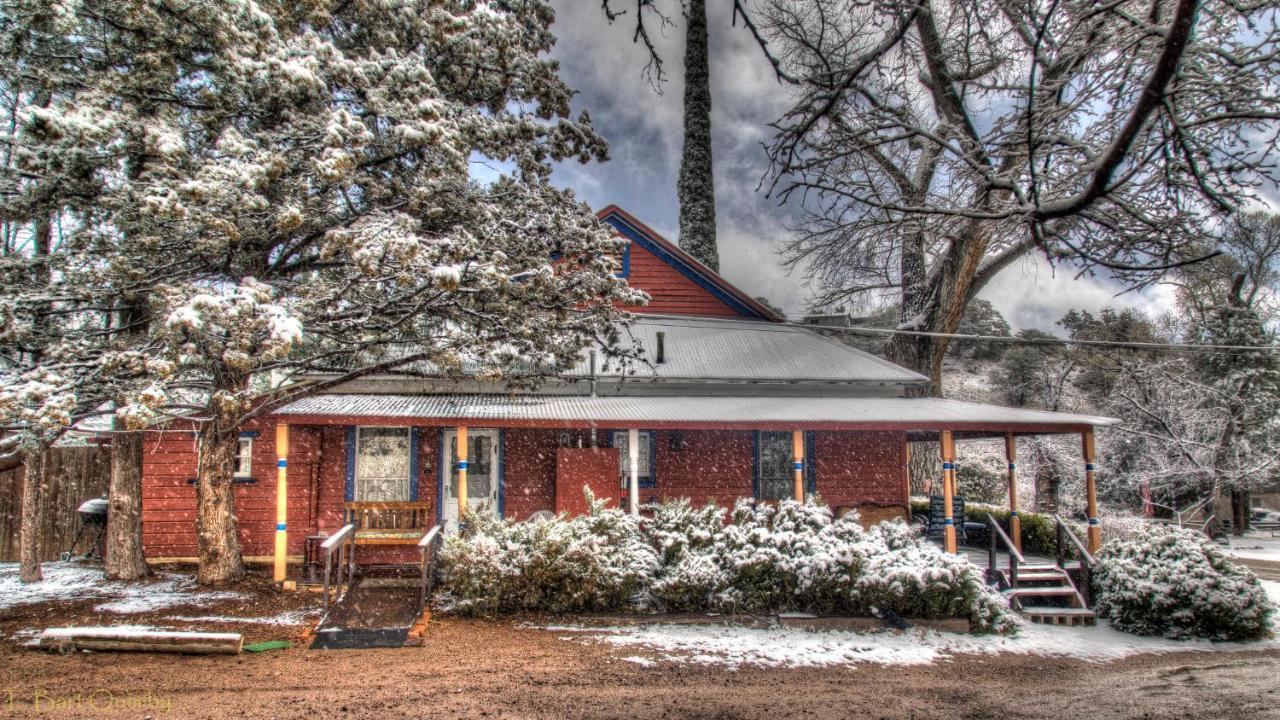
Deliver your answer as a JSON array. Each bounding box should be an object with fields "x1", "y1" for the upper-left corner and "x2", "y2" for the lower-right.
[
  {"x1": 18, "y1": 446, "x2": 47, "y2": 583},
  {"x1": 676, "y1": 0, "x2": 718, "y2": 271},
  {"x1": 1231, "y1": 488, "x2": 1250, "y2": 536},
  {"x1": 105, "y1": 429, "x2": 150, "y2": 580},
  {"x1": 195, "y1": 408, "x2": 245, "y2": 585},
  {"x1": 1032, "y1": 441, "x2": 1060, "y2": 514}
]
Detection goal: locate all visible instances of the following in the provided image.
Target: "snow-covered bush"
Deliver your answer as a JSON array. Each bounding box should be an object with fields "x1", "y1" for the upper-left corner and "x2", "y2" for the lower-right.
[
  {"x1": 1094, "y1": 524, "x2": 1274, "y2": 640},
  {"x1": 439, "y1": 495, "x2": 1016, "y2": 632},
  {"x1": 646, "y1": 499, "x2": 729, "y2": 611},
  {"x1": 439, "y1": 494, "x2": 658, "y2": 615},
  {"x1": 853, "y1": 522, "x2": 1015, "y2": 633}
]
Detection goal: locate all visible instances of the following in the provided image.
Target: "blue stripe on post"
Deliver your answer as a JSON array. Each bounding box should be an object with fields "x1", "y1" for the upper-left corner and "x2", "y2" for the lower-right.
[
  {"x1": 276, "y1": 522, "x2": 286, "y2": 531},
  {"x1": 793, "y1": 461, "x2": 804, "y2": 470},
  {"x1": 943, "y1": 518, "x2": 954, "y2": 525},
  {"x1": 942, "y1": 462, "x2": 954, "y2": 470},
  {"x1": 1088, "y1": 517, "x2": 1100, "y2": 526},
  {"x1": 1086, "y1": 463, "x2": 1095, "y2": 471},
  {"x1": 1009, "y1": 511, "x2": 1018, "y2": 517},
  {"x1": 457, "y1": 460, "x2": 468, "y2": 471},
  {"x1": 1008, "y1": 463, "x2": 1016, "y2": 470},
  {"x1": 277, "y1": 459, "x2": 287, "y2": 468}
]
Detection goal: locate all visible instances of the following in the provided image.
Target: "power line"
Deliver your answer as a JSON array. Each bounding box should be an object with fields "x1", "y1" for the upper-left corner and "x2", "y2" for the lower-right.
[{"x1": 794, "y1": 322, "x2": 1280, "y2": 354}]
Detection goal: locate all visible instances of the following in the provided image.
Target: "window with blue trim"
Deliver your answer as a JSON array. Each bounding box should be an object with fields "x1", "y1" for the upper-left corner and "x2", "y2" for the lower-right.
[
  {"x1": 754, "y1": 431, "x2": 816, "y2": 499},
  {"x1": 611, "y1": 431, "x2": 656, "y2": 489},
  {"x1": 353, "y1": 427, "x2": 412, "y2": 501},
  {"x1": 233, "y1": 437, "x2": 253, "y2": 478}
]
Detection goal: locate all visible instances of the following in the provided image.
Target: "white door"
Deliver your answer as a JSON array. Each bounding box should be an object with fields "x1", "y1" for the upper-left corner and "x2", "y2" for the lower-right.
[{"x1": 443, "y1": 429, "x2": 500, "y2": 525}]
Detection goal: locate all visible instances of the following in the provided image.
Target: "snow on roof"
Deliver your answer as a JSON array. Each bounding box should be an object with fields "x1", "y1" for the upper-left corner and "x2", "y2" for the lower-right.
[
  {"x1": 272, "y1": 393, "x2": 1117, "y2": 431},
  {"x1": 576, "y1": 314, "x2": 929, "y2": 385}
]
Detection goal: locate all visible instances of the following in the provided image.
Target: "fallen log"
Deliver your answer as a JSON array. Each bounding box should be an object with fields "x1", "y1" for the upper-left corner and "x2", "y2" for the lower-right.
[{"x1": 36, "y1": 627, "x2": 243, "y2": 655}]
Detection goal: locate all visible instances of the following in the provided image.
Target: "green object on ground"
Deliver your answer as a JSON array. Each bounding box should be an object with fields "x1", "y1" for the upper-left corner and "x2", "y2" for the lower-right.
[{"x1": 243, "y1": 640, "x2": 292, "y2": 653}]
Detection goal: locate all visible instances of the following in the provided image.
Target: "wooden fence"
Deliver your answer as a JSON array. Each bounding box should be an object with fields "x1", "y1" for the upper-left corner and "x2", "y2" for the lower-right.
[{"x1": 0, "y1": 445, "x2": 112, "y2": 561}]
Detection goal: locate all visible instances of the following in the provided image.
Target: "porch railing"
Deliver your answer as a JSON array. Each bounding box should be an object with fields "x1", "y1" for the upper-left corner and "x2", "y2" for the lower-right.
[
  {"x1": 320, "y1": 523, "x2": 356, "y2": 608},
  {"x1": 1053, "y1": 514, "x2": 1095, "y2": 608},
  {"x1": 986, "y1": 513, "x2": 1025, "y2": 597},
  {"x1": 417, "y1": 525, "x2": 443, "y2": 615}
]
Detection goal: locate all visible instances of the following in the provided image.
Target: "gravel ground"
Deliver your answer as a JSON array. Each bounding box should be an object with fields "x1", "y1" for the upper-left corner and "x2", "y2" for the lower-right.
[{"x1": 2, "y1": 563, "x2": 1278, "y2": 719}]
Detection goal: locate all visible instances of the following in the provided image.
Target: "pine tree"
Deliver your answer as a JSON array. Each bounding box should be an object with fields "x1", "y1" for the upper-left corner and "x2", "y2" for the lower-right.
[
  {"x1": 676, "y1": 0, "x2": 719, "y2": 271},
  {"x1": 0, "y1": 1, "x2": 640, "y2": 584}
]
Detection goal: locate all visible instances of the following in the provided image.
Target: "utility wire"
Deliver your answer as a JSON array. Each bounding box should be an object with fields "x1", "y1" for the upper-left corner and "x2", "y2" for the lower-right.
[{"x1": 794, "y1": 322, "x2": 1280, "y2": 354}]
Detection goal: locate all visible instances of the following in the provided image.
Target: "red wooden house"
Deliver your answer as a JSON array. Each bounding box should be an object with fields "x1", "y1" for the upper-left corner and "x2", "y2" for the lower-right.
[{"x1": 140, "y1": 206, "x2": 1115, "y2": 569}]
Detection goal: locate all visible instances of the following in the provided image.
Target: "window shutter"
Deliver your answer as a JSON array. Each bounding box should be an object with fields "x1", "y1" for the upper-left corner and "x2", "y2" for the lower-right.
[
  {"x1": 751, "y1": 431, "x2": 761, "y2": 499},
  {"x1": 344, "y1": 426, "x2": 357, "y2": 502},
  {"x1": 409, "y1": 427, "x2": 420, "y2": 501},
  {"x1": 804, "y1": 431, "x2": 817, "y2": 495}
]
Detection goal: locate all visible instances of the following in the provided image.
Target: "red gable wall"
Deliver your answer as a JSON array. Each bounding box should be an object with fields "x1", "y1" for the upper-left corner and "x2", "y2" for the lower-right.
[
  {"x1": 624, "y1": 239, "x2": 746, "y2": 318},
  {"x1": 598, "y1": 205, "x2": 783, "y2": 322}
]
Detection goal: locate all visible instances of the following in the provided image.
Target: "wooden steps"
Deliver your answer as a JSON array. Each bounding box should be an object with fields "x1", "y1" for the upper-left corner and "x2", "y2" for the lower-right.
[{"x1": 994, "y1": 563, "x2": 1099, "y2": 627}]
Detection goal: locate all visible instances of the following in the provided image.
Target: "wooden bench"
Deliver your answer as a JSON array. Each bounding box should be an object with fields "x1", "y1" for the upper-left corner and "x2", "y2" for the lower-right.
[{"x1": 344, "y1": 502, "x2": 433, "y2": 545}]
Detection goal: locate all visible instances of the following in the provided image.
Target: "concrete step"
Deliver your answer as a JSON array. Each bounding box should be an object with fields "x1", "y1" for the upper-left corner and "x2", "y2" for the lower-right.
[
  {"x1": 1020, "y1": 606, "x2": 1098, "y2": 627},
  {"x1": 1016, "y1": 571, "x2": 1069, "y2": 582},
  {"x1": 1009, "y1": 586, "x2": 1078, "y2": 597}
]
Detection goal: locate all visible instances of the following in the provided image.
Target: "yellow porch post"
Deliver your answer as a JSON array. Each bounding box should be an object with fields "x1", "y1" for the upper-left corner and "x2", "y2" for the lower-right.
[
  {"x1": 1083, "y1": 428, "x2": 1101, "y2": 553},
  {"x1": 456, "y1": 426, "x2": 469, "y2": 520},
  {"x1": 941, "y1": 430, "x2": 957, "y2": 554},
  {"x1": 1005, "y1": 432, "x2": 1021, "y2": 554},
  {"x1": 792, "y1": 430, "x2": 805, "y2": 502},
  {"x1": 273, "y1": 423, "x2": 289, "y2": 583}
]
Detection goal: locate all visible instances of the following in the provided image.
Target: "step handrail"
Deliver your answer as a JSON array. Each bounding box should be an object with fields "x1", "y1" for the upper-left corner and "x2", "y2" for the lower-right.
[
  {"x1": 986, "y1": 513, "x2": 1025, "y2": 593},
  {"x1": 418, "y1": 525, "x2": 443, "y2": 615},
  {"x1": 1053, "y1": 515, "x2": 1094, "y2": 608},
  {"x1": 321, "y1": 523, "x2": 356, "y2": 608}
]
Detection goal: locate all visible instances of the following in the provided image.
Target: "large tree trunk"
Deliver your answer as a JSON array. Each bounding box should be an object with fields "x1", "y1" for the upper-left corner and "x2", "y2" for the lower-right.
[
  {"x1": 195, "y1": 404, "x2": 246, "y2": 585},
  {"x1": 18, "y1": 446, "x2": 47, "y2": 583},
  {"x1": 676, "y1": 0, "x2": 718, "y2": 271},
  {"x1": 1032, "y1": 441, "x2": 1061, "y2": 514},
  {"x1": 105, "y1": 429, "x2": 150, "y2": 580}
]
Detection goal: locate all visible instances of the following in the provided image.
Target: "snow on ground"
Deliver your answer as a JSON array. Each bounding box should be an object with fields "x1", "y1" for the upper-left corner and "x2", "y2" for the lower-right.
[
  {"x1": 547, "y1": 617, "x2": 1280, "y2": 669},
  {"x1": 0, "y1": 562, "x2": 244, "y2": 614},
  {"x1": 545, "y1": 582, "x2": 1280, "y2": 669},
  {"x1": 1225, "y1": 533, "x2": 1280, "y2": 563}
]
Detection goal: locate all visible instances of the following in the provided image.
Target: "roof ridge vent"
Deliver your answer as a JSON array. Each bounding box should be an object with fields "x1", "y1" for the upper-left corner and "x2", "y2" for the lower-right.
[{"x1": 656, "y1": 332, "x2": 666, "y2": 364}]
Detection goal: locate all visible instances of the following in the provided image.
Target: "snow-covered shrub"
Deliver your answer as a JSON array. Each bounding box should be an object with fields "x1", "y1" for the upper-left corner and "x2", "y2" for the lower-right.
[
  {"x1": 852, "y1": 522, "x2": 1016, "y2": 633},
  {"x1": 715, "y1": 498, "x2": 834, "y2": 612},
  {"x1": 1093, "y1": 524, "x2": 1274, "y2": 640},
  {"x1": 439, "y1": 494, "x2": 658, "y2": 615},
  {"x1": 646, "y1": 499, "x2": 729, "y2": 611}
]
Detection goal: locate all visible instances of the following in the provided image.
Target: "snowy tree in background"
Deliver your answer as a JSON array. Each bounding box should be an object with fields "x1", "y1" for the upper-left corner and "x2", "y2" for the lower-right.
[
  {"x1": 676, "y1": 0, "x2": 719, "y2": 271},
  {"x1": 746, "y1": 0, "x2": 1279, "y2": 393},
  {"x1": 0, "y1": 1, "x2": 642, "y2": 584}
]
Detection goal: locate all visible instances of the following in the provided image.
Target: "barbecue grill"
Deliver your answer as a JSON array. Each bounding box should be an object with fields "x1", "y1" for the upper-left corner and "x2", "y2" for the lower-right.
[{"x1": 60, "y1": 497, "x2": 108, "y2": 562}]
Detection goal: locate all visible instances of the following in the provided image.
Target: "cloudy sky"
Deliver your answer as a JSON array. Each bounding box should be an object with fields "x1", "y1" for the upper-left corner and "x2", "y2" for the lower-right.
[{"x1": 542, "y1": 1, "x2": 1181, "y2": 333}]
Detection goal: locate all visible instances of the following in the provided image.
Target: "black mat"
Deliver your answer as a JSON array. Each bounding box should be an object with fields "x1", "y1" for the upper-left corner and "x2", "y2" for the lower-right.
[{"x1": 310, "y1": 628, "x2": 409, "y2": 650}]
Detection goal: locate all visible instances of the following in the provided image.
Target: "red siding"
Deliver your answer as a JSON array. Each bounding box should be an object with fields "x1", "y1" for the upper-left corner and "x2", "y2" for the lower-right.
[
  {"x1": 622, "y1": 240, "x2": 747, "y2": 319},
  {"x1": 141, "y1": 426, "x2": 908, "y2": 560}
]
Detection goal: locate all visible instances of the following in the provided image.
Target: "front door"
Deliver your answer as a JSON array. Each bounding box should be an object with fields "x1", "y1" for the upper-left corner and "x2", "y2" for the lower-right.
[{"x1": 443, "y1": 429, "x2": 500, "y2": 525}]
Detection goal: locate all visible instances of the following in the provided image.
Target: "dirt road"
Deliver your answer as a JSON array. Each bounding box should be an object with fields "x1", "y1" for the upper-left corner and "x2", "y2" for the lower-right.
[{"x1": 3, "y1": 618, "x2": 1278, "y2": 719}]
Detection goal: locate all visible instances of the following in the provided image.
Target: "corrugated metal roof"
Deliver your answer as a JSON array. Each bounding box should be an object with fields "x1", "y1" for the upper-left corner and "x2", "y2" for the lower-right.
[
  {"x1": 273, "y1": 393, "x2": 1117, "y2": 430},
  {"x1": 577, "y1": 315, "x2": 928, "y2": 384}
]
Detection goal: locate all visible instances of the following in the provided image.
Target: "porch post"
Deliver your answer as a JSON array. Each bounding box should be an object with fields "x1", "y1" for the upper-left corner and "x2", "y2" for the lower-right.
[
  {"x1": 792, "y1": 430, "x2": 805, "y2": 502},
  {"x1": 274, "y1": 423, "x2": 289, "y2": 583},
  {"x1": 1083, "y1": 428, "x2": 1101, "y2": 553},
  {"x1": 941, "y1": 430, "x2": 957, "y2": 554},
  {"x1": 1005, "y1": 432, "x2": 1021, "y2": 553},
  {"x1": 456, "y1": 426, "x2": 469, "y2": 520},
  {"x1": 628, "y1": 428, "x2": 640, "y2": 515}
]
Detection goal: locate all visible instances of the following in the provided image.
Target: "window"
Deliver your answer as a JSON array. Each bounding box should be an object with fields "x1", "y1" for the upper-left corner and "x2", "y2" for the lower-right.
[
  {"x1": 612, "y1": 431, "x2": 655, "y2": 489},
  {"x1": 756, "y1": 431, "x2": 793, "y2": 500},
  {"x1": 355, "y1": 427, "x2": 412, "y2": 502},
  {"x1": 233, "y1": 437, "x2": 253, "y2": 478}
]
